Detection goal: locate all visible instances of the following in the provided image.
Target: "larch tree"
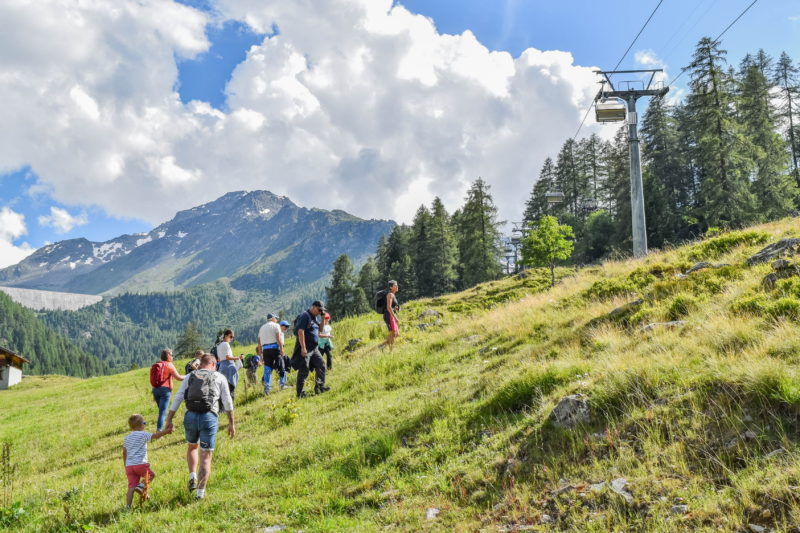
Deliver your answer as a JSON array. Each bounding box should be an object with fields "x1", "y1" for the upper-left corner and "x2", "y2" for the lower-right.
[
  {"x1": 774, "y1": 51, "x2": 800, "y2": 190},
  {"x1": 455, "y1": 178, "x2": 504, "y2": 288},
  {"x1": 684, "y1": 37, "x2": 756, "y2": 229}
]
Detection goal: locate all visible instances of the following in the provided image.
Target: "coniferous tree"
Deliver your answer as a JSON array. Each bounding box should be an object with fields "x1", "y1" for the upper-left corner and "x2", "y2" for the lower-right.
[
  {"x1": 357, "y1": 256, "x2": 381, "y2": 303},
  {"x1": 378, "y1": 225, "x2": 417, "y2": 299},
  {"x1": 603, "y1": 127, "x2": 632, "y2": 248},
  {"x1": 523, "y1": 158, "x2": 556, "y2": 225},
  {"x1": 428, "y1": 197, "x2": 459, "y2": 296},
  {"x1": 738, "y1": 51, "x2": 796, "y2": 218},
  {"x1": 641, "y1": 96, "x2": 695, "y2": 245},
  {"x1": 684, "y1": 37, "x2": 756, "y2": 229},
  {"x1": 175, "y1": 322, "x2": 204, "y2": 358},
  {"x1": 456, "y1": 178, "x2": 504, "y2": 287},
  {"x1": 410, "y1": 205, "x2": 435, "y2": 296},
  {"x1": 554, "y1": 139, "x2": 586, "y2": 216},
  {"x1": 325, "y1": 254, "x2": 361, "y2": 317},
  {"x1": 577, "y1": 134, "x2": 606, "y2": 207},
  {"x1": 774, "y1": 51, "x2": 800, "y2": 189}
]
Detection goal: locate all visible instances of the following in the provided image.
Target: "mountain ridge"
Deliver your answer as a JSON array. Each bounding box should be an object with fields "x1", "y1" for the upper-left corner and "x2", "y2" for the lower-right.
[{"x1": 0, "y1": 190, "x2": 395, "y2": 296}]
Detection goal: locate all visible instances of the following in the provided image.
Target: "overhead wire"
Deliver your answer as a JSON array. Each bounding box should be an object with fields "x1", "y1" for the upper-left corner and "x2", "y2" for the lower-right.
[
  {"x1": 572, "y1": 0, "x2": 665, "y2": 141},
  {"x1": 664, "y1": 0, "x2": 759, "y2": 89}
]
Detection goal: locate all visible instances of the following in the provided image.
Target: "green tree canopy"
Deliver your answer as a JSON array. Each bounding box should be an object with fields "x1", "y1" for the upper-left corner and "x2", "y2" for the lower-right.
[{"x1": 521, "y1": 216, "x2": 575, "y2": 287}]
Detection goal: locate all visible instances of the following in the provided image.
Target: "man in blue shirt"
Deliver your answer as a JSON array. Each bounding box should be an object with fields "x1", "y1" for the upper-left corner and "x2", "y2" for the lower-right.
[{"x1": 291, "y1": 300, "x2": 329, "y2": 398}]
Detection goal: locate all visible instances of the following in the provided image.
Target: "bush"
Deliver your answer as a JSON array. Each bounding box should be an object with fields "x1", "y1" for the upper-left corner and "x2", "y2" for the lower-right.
[
  {"x1": 688, "y1": 230, "x2": 769, "y2": 261},
  {"x1": 667, "y1": 294, "x2": 698, "y2": 320},
  {"x1": 768, "y1": 297, "x2": 800, "y2": 321},
  {"x1": 583, "y1": 268, "x2": 657, "y2": 301},
  {"x1": 730, "y1": 294, "x2": 769, "y2": 316}
]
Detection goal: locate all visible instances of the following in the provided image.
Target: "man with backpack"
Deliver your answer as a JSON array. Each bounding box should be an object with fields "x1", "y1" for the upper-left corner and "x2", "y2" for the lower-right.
[
  {"x1": 290, "y1": 300, "x2": 328, "y2": 398},
  {"x1": 164, "y1": 354, "x2": 235, "y2": 500},
  {"x1": 150, "y1": 348, "x2": 185, "y2": 431},
  {"x1": 258, "y1": 313, "x2": 286, "y2": 394}
]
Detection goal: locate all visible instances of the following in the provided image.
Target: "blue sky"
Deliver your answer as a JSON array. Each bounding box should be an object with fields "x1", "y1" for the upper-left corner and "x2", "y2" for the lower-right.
[{"x1": 0, "y1": 0, "x2": 798, "y2": 267}]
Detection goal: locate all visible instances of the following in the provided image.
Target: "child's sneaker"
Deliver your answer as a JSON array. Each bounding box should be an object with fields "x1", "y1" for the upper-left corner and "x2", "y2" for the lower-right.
[
  {"x1": 134, "y1": 483, "x2": 145, "y2": 494},
  {"x1": 188, "y1": 477, "x2": 197, "y2": 492}
]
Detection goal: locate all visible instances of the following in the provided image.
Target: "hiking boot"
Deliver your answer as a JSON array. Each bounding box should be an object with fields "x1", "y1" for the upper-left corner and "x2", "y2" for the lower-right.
[
  {"x1": 297, "y1": 391, "x2": 307, "y2": 399},
  {"x1": 188, "y1": 477, "x2": 197, "y2": 492},
  {"x1": 134, "y1": 483, "x2": 145, "y2": 494},
  {"x1": 195, "y1": 493, "x2": 205, "y2": 501},
  {"x1": 315, "y1": 385, "x2": 331, "y2": 394}
]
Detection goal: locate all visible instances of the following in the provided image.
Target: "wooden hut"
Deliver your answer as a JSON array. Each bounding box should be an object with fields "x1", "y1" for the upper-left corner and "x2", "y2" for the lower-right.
[{"x1": 0, "y1": 346, "x2": 29, "y2": 389}]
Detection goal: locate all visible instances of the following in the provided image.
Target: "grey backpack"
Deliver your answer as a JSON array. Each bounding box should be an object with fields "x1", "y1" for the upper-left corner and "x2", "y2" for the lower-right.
[{"x1": 185, "y1": 369, "x2": 216, "y2": 413}]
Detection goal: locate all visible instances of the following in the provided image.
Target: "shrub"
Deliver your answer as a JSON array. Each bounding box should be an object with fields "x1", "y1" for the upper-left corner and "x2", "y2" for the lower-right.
[
  {"x1": 687, "y1": 230, "x2": 769, "y2": 261},
  {"x1": 583, "y1": 268, "x2": 656, "y2": 301},
  {"x1": 768, "y1": 297, "x2": 800, "y2": 321},
  {"x1": 730, "y1": 294, "x2": 769, "y2": 316},
  {"x1": 667, "y1": 294, "x2": 698, "y2": 320}
]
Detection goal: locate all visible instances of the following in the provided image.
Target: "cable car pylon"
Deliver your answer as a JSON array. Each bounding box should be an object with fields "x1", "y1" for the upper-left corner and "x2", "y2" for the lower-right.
[{"x1": 594, "y1": 69, "x2": 668, "y2": 258}]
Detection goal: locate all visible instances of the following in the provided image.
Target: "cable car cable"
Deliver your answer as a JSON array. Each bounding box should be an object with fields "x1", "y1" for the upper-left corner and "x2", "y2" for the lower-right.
[
  {"x1": 572, "y1": 0, "x2": 665, "y2": 141},
  {"x1": 611, "y1": 0, "x2": 665, "y2": 72},
  {"x1": 664, "y1": 0, "x2": 759, "y2": 89}
]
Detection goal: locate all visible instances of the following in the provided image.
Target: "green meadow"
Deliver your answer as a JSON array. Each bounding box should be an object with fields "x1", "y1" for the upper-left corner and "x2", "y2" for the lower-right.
[{"x1": 3, "y1": 218, "x2": 800, "y2": 532}]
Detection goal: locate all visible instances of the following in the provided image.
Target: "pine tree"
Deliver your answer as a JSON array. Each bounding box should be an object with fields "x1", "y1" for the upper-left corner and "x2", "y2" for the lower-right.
[
  {"x1": 523, "y1": 158, "x2": 556, "y2": 225},
  {"x1": 455, "y1": 178, "x2": 504, "y2": 287},
  {"x1": 175, "y1": 322, "x2": 204, "y2": 358},
  {"x1": 774, "y1": 51, "x2": 800, "y2": 189},
  {"x1": 738, "y1": 50, "x2": 796, "y2": 219},
  {"x1": 357, "y1": 256, "x2": 381, "y2": 302},
  {"x1": 377, "y1": 225, "x2": 417, "y2": 299},
  {"x1": 602, "y1": 127, "x2": 633, "y2": 249},
  {"x1": 684, "y1": 37, "x2": 756, "y2": 229},
  {"x1": 410, "y1": 205, "x2": 434, "y2": 297},
  {"x1": 554, "y1": 139, "x2": 586, "y2": 216},
  {"x1": 325, "y1": 254, "x2": 361, "y2": 317},
  {"x1": 428, "y1": 197, "x2": 459, "y2": 296},
  {"x1": 577, "y1": 134, "x2": 605, "y2": 207},
  {"x1": 640, "y1": 96, "x2": 695, "y2": 245}
]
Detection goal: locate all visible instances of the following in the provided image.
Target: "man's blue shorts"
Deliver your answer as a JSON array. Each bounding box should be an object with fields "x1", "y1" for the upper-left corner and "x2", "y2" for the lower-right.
[{"x1": 184, "y1": 410, "x2": 218, "y2": 451}]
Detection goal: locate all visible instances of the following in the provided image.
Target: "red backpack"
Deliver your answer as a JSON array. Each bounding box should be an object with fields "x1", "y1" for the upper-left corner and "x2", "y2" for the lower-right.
[{"x1": 149, "y1": 361, "x2": 170, "y2": 387}]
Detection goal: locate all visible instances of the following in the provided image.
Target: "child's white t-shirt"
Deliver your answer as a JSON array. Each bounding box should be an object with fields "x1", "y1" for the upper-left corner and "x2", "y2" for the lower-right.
[{"x1": 123, "y1": 430, "x2": 152, "y2": 466}]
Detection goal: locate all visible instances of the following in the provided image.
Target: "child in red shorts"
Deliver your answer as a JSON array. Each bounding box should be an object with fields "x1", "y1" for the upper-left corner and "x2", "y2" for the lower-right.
[{"x1": 123, "y1": 413, "x2": 171, "y2": 508}]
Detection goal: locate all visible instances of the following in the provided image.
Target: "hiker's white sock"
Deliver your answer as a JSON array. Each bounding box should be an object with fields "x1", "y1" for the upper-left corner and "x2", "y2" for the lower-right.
[
  {"x1": 196, "y1": 488, "x2": 205, "y2": 498},
  {"x1": 189, "y1": 472, "x2": 197, "y2": 481}
]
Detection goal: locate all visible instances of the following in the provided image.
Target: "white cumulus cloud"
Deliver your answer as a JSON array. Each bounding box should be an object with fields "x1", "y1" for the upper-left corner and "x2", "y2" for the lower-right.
[
  {"x1": 0, "y1": 0, "x2": 603, "y2": 225},
  {"x1": 38, "y1": 206, "x2": 89, "y2": 234},
  {"x1": 0, "y1": 207, "x2": 34, "y2": 268}
]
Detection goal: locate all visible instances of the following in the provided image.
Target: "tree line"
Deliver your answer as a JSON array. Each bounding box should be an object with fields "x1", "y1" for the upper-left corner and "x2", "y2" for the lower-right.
[
  {"x1": 326, "y1": 179, "x2": 506, "y2": 317},
  {"x1": 524, "y1": 40, "x2": 800, "y2": 263},
  {"x1": 0, "y1": 291, "x2": 108, "y2": 377},
  {"x1": 327, "y1": 39, "x2": 800, "y2": 316}
]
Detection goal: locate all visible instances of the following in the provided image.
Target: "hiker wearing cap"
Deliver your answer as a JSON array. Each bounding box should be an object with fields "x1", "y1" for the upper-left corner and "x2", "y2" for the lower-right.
[
  {"x1": 279, "y1": 320, "x2": 292, "y2": 373},
  {"x1": 291, "y1": 300, "x2": 328, "y2": 398},
  {"x1": 258, "y1": 313, "x2": 287, "y2": 394},
  {"x1": 216, "y1": 330, "x2": 243, "y2": 401},
  {"x1": 318, "y1": 313, "x2": 334, "y2": 370},
  {"x1": 165, "y1": 354, "x2": 235, "y2": 501},
  {"x1": 150, "y1": 348, "x2": 185, "y2": 431}
]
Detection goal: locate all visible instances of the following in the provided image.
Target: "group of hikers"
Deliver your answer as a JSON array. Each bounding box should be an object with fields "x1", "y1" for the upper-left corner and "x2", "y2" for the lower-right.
[{"x1": 122, "y1": 281, "x2": 401, "y2": 507}]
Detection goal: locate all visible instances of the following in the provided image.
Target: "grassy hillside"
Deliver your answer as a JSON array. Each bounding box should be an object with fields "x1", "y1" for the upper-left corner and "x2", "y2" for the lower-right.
[{"x1": 2, "y1": 218, "x2": 800, "y2": 532}]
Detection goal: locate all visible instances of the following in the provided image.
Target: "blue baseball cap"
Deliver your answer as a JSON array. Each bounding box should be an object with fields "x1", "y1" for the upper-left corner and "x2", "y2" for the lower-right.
[{"x1": 279, "y1": 320, "x2": 290, "y2": 327}]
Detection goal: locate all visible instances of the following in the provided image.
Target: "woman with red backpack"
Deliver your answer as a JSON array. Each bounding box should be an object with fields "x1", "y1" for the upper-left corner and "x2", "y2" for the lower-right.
[{"x1": 150, "y1": 348, "x2": 185, "y2": 431}]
